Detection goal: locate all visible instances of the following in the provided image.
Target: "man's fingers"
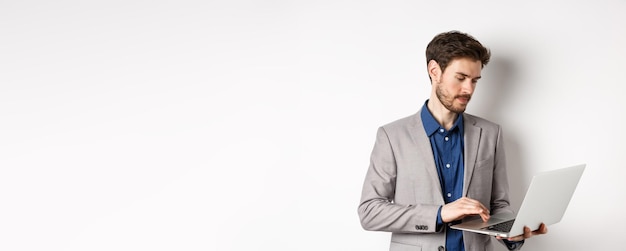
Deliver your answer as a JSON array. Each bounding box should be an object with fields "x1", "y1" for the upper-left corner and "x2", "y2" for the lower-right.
[
  {"x1": 533, "y1": 223, "x2": 548, "y2": 234},
  {"x1": 441, "y1": 197, "x2": 490, "y2": 223},
  {"x1": 507, "y1": 236, "x2": 523, "y2": 242},
  {"x1": 523, "y1": 226, "x2": 533, "y2": 238},
  {"x1": 480, "y1": 213, "x2": 490, "y2": 222},
  {"x1": 459, "y1": 198, "x2": 490, "y2": 221},
  {"x1": 508, "y1": 224, "x2": 548, "y2": 241}
]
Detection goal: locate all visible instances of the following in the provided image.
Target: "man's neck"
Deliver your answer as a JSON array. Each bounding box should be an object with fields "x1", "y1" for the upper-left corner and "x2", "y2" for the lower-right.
[{"x1": 427, "y1": 99, "x2": 459, "y2": 130}]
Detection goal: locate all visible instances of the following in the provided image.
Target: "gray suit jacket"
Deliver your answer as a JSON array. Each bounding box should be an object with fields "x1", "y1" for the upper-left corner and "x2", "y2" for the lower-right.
[{"x1": 358, "y1": 110, "x2": 513, "y2": 251}]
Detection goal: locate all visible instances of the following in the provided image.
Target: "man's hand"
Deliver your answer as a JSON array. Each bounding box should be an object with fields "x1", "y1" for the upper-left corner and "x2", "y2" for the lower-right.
[
  {"x1": 498, "y1": 223, "x2": 548, "y2": 242},
  {"x1": 440, "y1": 197, "x2": 490, "y2": 223}
]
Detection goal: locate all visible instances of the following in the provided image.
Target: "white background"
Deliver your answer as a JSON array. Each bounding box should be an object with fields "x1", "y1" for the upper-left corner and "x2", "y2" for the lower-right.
[{"x1": 1, "y1": 1, "x2": 624, "y2": 250}]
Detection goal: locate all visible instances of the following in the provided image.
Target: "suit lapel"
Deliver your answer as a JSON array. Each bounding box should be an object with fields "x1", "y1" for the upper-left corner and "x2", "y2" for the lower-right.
[
  {"x1": 408, "y1": 111, "x2": 443, "y2": 196},
  {"x1": 463, "y1": 114, "x2": 481, "y2": 196}
]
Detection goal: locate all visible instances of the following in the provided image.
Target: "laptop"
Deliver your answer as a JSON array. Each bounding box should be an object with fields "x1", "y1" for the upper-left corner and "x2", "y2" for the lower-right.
[{"x1": 450, "y1": 164, "x2": 585, "y2": 238}]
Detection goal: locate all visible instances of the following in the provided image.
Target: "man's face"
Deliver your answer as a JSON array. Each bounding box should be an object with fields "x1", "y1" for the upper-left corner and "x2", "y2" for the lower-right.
[{"x1": 433, "y1": 58, "x2": 483, "y2": 113}]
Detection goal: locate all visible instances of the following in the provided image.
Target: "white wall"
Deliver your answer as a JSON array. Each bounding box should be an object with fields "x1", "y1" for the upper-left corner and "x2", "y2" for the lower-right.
[{"x1": 1, "y1": 1, "x2": 624, "y2": 250}]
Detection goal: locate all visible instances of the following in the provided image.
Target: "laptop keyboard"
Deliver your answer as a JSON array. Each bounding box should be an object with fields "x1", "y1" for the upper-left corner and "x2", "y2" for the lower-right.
[{"x1": 485, "y1": 220, "x2": 515, "y2": 232}]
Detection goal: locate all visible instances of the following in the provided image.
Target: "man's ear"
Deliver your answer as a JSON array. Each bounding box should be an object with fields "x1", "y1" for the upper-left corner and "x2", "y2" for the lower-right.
[{"x1": 427, "y1": 60, "x2": 441, "y2": 83}]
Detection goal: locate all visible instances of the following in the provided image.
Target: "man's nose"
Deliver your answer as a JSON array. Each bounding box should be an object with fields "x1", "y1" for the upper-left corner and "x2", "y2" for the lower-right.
[{"x1": 461, "y1": 80, "x2": 475, "y2": 93}]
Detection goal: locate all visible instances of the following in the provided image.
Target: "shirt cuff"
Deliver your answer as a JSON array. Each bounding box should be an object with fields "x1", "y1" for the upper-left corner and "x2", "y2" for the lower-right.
[
  {"x1": 503, "y1": 239, "x2": 525, "y2": 250},
  {"x1": 436, "y1": 206, "x2": 444, "y2": 231}
]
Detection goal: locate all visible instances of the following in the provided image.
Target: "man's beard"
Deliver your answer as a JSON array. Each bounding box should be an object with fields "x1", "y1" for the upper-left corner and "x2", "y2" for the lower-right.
[{"x1": 435, "y1": 84, "x2": 471, "y2": 114}]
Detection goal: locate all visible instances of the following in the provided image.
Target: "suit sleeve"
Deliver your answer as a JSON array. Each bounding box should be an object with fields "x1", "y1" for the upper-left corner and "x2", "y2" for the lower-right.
[{"x1": 358, "y1": 127, "x2": 440, "y2": 233}]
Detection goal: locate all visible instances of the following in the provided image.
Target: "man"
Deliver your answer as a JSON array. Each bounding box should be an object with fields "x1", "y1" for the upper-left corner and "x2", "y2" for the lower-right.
[{"x1": 358, "y1": 31, "x2": 547, "y2": 251}]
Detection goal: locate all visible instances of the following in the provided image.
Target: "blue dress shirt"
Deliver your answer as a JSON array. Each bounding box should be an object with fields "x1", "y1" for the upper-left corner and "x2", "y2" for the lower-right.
[{"x1": 420, "y1": 100, "x2": 465, "y2": 251}]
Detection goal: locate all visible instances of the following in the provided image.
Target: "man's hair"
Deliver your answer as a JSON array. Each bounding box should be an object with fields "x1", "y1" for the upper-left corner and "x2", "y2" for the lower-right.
[{"x1": 426, "y1": 31, "x2": 491, "y2": 74}]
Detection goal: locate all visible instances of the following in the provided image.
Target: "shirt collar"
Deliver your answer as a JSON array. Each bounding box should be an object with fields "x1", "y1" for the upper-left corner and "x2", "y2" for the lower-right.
[{"x1": 420, "y1": 99, "x2": 464, "y2": 136}]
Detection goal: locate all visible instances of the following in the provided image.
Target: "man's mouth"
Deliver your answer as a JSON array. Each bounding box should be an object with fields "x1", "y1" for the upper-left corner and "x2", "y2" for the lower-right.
[{"x1": 456, "y1": 95, "x2": 471, "y2": 103}]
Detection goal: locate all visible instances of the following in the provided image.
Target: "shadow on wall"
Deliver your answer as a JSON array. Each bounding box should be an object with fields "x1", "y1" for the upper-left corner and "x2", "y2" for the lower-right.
[{"x1": 474, "y1": 55, "x2": 530, "y2": 210}]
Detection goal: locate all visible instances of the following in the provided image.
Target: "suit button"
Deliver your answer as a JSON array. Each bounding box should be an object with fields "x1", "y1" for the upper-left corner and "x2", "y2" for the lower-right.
[{"x1": 438, "y1": 246, "x2": 445, "y2": 251}]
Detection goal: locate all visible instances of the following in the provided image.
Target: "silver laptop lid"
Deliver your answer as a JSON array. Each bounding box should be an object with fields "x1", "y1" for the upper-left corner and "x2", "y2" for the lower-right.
[{"x1": 507, "y1": 164, "x2": 586, "y2": 236}]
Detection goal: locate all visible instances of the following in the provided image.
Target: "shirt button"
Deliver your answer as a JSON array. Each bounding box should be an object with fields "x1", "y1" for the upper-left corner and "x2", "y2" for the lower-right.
[
  {"x1": 446, "y1": 163, "x2": 451, "y2": 168},
  {"x1": 444, "y1": 137, "x2": 449, "y2": 141},
  {"x1": 447, "y1": 193, "x2": 452, "y2": 198},
  {"x1": 439, "y1": 129, "x2": 444, "y2": 133}
]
